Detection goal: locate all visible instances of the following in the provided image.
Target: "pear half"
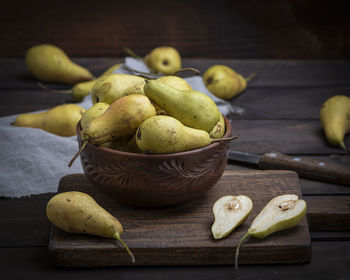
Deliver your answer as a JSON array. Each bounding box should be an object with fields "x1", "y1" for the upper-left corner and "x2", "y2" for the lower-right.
[
  {"x1": 235, "y1": 194, "x2": 307, "y2": 269},
  {"x1": 211, "y1": 195, "x2": 253, "y2": 239}
]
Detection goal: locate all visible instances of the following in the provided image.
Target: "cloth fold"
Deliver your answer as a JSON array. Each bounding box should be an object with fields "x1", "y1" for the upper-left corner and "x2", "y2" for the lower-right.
[{"x1": 0, "y1": 57, "x2": 244, "y2": 198}]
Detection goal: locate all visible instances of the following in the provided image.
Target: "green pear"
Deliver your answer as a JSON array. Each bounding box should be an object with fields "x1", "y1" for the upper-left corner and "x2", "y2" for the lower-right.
[
  {"x1": 144, "y1": 46, "x2": 182, "y2": 75},
  {"x1": 203, "y1": 65, "x2": 255, "y2": 100},
  {"x1": 211, "y1": 195, "x2": 253, "y2": 239},
  {"x1": 80, "y1": 102, "x2": 109, "y2": 130},
  {"x1": 13, "y1": 104, "x2": 85, "y2": 137},
  {"x1": 91, "y1": 74, "x2": 146, "y2": 104},
  {"x1": 143, "y1": 80, "x2": 220, "y2": 132},
  {"x1": 46, "y1": 191, "x2": 135, "y2": 263},
  {"x1": 235, "y1": 194, "x2": 307, "y2": 269},
  {"x1": 209, "y1": 113, "x2": 226, "y2": 139},
  {"x1": 25, "y1": 44, "x2": 94, "y2": 84},
  {"x1": 320, "y1": 95, "x2": 350, "y2": 151}
]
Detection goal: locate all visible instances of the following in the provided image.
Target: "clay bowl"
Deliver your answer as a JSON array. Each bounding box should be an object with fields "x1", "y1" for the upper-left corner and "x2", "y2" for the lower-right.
[{"x1": 77, "y1": 117, "x2": 232, "y2": 208}]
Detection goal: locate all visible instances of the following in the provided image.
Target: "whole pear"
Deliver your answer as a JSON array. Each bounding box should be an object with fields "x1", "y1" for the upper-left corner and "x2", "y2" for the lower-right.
[
  {"x1": 203, "y1": 65, "x2": 253, "y2": 100},
  {"x1": 320, "y1": 95, "x2": 350, "y2": 151},
  {"x1": 144, "y1": 80, "x2": 220, "y2": 132},
  {"x1": 83, "y1": 94, "x2": 156, "y2": 144},
  {"x1": 235, "y1": 194, "x2": 306, "y2": 269},
  {"x1": 46, "y1": 191, "x2": 135, "y2": 263},
  {"x1": 144, "y1": 46, "x2": 182, "y2": 75},
  {"x1": 91, "y1": 74, "x2": 146, "y2": 104},
  {"x1": 80, "y1": 102, "x2": 109, "y2": 130},
  {"x1": 136, "y1": 115, "x2": 212, "y2": 153},
  {"x1": 13, "y1": 104, "x2": 85, "y2": 137},
  {"x1": 25, "y1": 44, "x2": 94, "y2": 84}
]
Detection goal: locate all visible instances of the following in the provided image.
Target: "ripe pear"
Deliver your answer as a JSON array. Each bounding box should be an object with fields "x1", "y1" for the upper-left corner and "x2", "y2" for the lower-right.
[
  {"x1": 203, "y1": 65, "x2": 254, "y2": 100},
  {"x1": 144, "y1": 46, "x2": 182, "y2": 75},
  {"x1": 91, "y1": 74, "x2": 146, "y2": 104},
  {"x1": 13, "y1": 104, "x2": 85, "y2": 137},
  {"x1": 80, "y1": 102, "x2": 109, "y2": 130},
  {"x1": 25, "y1": 44, "x2": 94, "y2": 84},
  {"x1": 320, "y1": 95, "x2": 350, "y2": 151},
  {"x1": 211, "y1": 195, "x2": 253, "y2": 239},
  {"x1": 46, "y1": 191, "x2": 135, "y2": 263},
  {"x1": 144, "y1": 80, "x2": 220, "y2": 132},
  {"x1": 235, "y1": 194, "x2": 307, "y2": 269},
  {"x1": 209, "y1": 113, "x2": 226, "y2": 139}
]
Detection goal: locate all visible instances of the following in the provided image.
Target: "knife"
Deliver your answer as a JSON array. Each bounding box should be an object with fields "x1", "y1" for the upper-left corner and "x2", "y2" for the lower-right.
[{"x1": 228, "y1": 150, "x2": 350, "y2": 185}]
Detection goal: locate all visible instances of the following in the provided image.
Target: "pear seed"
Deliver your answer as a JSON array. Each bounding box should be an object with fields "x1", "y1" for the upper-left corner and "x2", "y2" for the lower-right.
[
  {"x1": 227, "y1": 199, "x2": 240, "y2": 211},
  {"x1": 279, "y1": 200, "x2": 296, "y2": 211}
]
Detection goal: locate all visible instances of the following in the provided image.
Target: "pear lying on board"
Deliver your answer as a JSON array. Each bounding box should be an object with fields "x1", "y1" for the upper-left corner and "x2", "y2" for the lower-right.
[
  {"x1": 211, "y1": 195, "x2": 253, "y2": 239},
  {"x1": 320, "y1": 95, "x2": 350, "y2": 151},
  {"x1": 69, "y1": 94, "x2": 156, "y2": 166},
  {"x1": 12, "y1": 104, "x2": 85, "y2": 137},
  {"x1": 203, "y1": 65, "x2": 255, "y2": 100},
  {"x1": 91, "y1": 74, "x2": 146, "y2": 104},
  {"x1": 39, "y1": 63, "x2": 121, "y2": 102},
  {"x1": 234, "y1": 194, "x2": 307, "y2": 269},
  {"x1": 46, "y1": 191, "x2": 135, "y2": 263},
  {"x1": 136, "y1": 115, "x2": 237, "y2": 154},
  {"x1": 80, "y1": 102, "x2": 109, "y2": 130},
  {"x1": 25, "y1": 44, "x2": 94, "y2": 84},
  {"x1": 144, "y1": 80, "x2": 221, "y2": 132}
]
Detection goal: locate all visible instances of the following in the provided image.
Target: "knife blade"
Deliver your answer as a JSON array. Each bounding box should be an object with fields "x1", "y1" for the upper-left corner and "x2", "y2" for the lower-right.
[{"x1": 228, "y1": 150, "x2": 350, "y2": 185}]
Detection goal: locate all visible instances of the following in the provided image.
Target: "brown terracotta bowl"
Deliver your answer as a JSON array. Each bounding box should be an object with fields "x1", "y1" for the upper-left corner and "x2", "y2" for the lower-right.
[{"x1": 76, "y1": 117, "x2": 232, "y2": 208}]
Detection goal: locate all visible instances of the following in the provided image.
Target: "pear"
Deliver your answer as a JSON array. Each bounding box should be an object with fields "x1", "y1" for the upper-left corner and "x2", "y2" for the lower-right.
[
  {"x1": 144, "y1": 46, "x2": 182, "y2": 75},
  {"x1": 13, "y1": 104, "x2": 85, "y2": 137},
  {"x1": 136, "y1": 115, "x2": 237, "y2": 154},
  {"x1": 203, "y1": 65, "x2": 255, "y2": 100},
  {"x1": 80, "y1": 102, "x2": 109, "y2": 130},
  {"x1": 209, "y1": 113, "x2": 226, "y2": 139},
  {"x1": 234, "y1": 194, "x2": 307, "y2": 269},
  {"x1": 69, "y1": 94, "x2": 156, "y2": 166},
  {"x1": 25, "y1": 44, "x2": 94, "y2": 84},
  {"x1": 91, "y1": 74, "x2": 146, "y2": 104},
  {"x1": 46, "y1": 191, "x2": 135, "y2": 263},
  {"x1": 211, "y1": 195, "x2": 253, "y2": 239},
  {"x1": 320, "y1": 95, "x2": 350, "y2": 151},
  {"x1": 144, "y1": 80, "x2": 221, "y2": 132}
]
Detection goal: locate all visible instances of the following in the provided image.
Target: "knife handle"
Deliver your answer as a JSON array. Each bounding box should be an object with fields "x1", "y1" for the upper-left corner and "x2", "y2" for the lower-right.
[{"x1": 258, "y1": 152, "x2": 350, "y2": 185}]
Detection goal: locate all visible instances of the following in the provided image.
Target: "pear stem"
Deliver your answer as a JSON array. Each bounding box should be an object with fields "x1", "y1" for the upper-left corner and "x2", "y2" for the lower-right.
[
  {"x1": 123, "y1": 47, "x2": 142, "y2": 59},
  {"x1": 245, "y1": 73, "x2": 256, "y2": 83},
  {"x1": 211, "y1": 135, "x2": 240, "y2": 143},
  {"x1": 339, "y1": 141, "x2": 348, "y2": 152},
  {"x1": 37, "y1": 82, "x2": 72, "y2": 94},
  {"x1": 113, "y1": 232, "x2": 135, "y2": 264},
  {"x1": 68, "y1": 141, "x2": 87, "y2": 167},
  {"x1": 234, "y1": 232, "x2": 251, "y2": 270},
  {"x1": 173, "y1": 67, "x2": 201, "y2": 76}
]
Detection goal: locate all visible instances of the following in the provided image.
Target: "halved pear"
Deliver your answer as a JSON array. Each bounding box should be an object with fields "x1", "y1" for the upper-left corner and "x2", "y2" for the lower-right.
[
  {"x1": 211, "y1": 195, "x2": 253, "y2": 239},
  {"x1": 234, "y1": 194, "x2": 307, "y2": 269}
]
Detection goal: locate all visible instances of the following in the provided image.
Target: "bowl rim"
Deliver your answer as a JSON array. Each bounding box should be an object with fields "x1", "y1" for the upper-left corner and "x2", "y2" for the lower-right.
[{"x1": 77, "y1": 116, "x2": 232, "y2": 158}]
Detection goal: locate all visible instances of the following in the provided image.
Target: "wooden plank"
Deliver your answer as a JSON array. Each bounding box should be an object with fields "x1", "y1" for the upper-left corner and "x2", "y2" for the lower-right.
[
  {"x1": 1, "y1": 58, "x2": 350, "y2": 89},
  {"x1": 48, "y1": 170, "x2": 311, "y2": 267},
  {"x1": 229, "y1": 120, "x2": 350, "y2": 155},
  {"x1": 0, "y1": 242, "x2": 350, "y2": 280}
]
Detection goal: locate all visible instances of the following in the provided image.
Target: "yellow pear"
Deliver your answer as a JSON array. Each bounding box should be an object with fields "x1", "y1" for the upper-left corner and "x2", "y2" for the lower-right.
[
  {"x1": 203, "y1": 65, "x2": 254, "y2": 100},
  {"x1": 46, "y1": 191, "x2": 135, "y2": 263},
  {"x1": 80, "y1": 102, "x2": 109, "y2": 130},
  {"x1": 144, "y1": 80, "x2": 220, "y2": 132},
  {"x1": 320, "y1": 95, "x2": 350, "y2": 151},
  {"x1": 25, "y1": 44, "x2": 94, "y2": 84},
  {"x1": 144, "y1": 46, "x2": 182, "y2": 75},
  {"x1": 13, "y1": 104, "x2": 85, "y2": 137},
  {"x1": 91, "y1": 74, "x2": 146, "y2": 104}
]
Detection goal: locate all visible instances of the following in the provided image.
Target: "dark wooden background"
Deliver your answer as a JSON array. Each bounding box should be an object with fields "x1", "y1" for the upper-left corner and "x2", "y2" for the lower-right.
[{"x1": 2, "y1": 0, "x2": 350, "y2": 59}]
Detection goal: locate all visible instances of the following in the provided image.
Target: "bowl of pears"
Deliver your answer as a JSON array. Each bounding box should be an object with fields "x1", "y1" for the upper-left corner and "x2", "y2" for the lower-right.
[{"x1": 70, "y1": 74, "x2": 234, "y2": 208}]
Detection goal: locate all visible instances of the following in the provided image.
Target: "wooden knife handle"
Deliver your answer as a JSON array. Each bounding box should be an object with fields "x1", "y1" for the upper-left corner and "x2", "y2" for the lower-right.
[{"x1": 258, "y1": 152, "x2": 350, "y2": 185}]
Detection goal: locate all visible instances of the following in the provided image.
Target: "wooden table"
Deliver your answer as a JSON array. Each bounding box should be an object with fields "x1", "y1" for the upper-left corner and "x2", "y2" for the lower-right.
[{"x1": 1, "y1": 58, "x2": 349, "y2": 279}]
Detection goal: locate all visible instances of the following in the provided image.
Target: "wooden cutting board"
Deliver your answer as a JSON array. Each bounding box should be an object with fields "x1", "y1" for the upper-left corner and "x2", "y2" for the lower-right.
[{"x1": 49, "y1": 170, "x2": 311, "y2": 267}]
